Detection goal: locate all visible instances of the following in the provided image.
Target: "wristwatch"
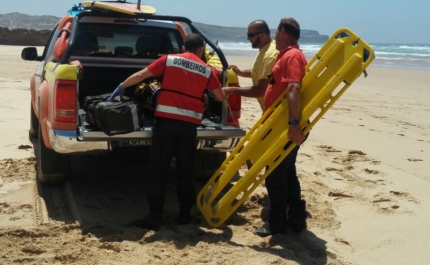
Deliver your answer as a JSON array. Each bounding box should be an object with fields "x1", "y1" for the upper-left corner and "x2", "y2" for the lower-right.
[{"x1": 288, "y1": 119, "x2": 299, "y2": 126}]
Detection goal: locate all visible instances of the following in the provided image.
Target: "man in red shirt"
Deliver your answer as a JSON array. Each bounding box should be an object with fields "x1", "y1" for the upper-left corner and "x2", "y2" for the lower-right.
[
  {"x1": 109, "y1": 33, "x2": 225, "y2": 230},
  {"x1": 223, "y1": 18, "x2": 308, "y2": 236}
]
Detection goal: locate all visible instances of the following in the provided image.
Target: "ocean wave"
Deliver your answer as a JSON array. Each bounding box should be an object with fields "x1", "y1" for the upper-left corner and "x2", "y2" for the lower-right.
[{"x1": 216, "y1": 42, "x2": 430, "y2": 70}]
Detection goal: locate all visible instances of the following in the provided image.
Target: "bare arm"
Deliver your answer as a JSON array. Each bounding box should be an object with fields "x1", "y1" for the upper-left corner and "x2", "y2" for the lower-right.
[
  {"x1": 229, "y1": 65, "x2": 252, "y2": 78},
  {"x1": 211, "y1": 87, "x2": 226, "y2": 102},
  {"x1": 286, "y1": 81, "x2": 305, "y2": 145},
  {"x1": 223, "y1": 78, "x2": 269, "y2": 98},
  {"x1": 121, "y1": 68, "x2": 154, "y2": 88}
]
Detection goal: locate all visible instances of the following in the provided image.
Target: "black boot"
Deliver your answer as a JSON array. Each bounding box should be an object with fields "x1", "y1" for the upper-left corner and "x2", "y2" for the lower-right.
[
  {"x1": 287, "y1": 199, "x2": 307, "y2": 234},
  {"x1": 255, "y1": 223, "x2": 286, "y2": 237},
  {"x1": 134, "y1": 213, "x2": 164, "y2": 231}
]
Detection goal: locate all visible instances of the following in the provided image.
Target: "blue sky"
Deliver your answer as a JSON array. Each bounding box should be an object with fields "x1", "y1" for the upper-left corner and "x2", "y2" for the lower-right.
[{"x1": 2, "y1": 0, "x2": 430, "y2": 44}]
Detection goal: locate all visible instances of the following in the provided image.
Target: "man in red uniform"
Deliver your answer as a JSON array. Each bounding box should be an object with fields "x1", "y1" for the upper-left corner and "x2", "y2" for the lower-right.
[
  {"x1": 108, "y1": 33, "x2": 225, "y2": 230},
  {"x1": 223, "y1": 18, "x2": 308, "y2": 236}
]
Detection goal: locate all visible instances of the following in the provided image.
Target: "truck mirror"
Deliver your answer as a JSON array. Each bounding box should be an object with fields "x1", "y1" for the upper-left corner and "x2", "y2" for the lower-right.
[{"x1": 21, "y1": 47, "x2": 39, "y2": 61}]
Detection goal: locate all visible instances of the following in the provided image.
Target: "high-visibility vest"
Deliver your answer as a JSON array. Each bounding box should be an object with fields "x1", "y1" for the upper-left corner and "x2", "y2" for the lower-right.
[{"x1": 155, "y1": 53, "x2": 212, "y2": 124}]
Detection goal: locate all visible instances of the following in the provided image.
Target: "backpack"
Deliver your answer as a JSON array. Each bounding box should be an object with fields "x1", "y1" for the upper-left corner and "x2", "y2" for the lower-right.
[{"x1": 133, "y1": 81, "x2": 161, "y2": 115}]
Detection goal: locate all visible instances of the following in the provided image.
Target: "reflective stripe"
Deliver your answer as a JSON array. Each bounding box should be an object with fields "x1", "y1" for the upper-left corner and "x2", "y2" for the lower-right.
[
  {"x1": 156, "y1": 104, "x2": 203, "y2": 120},
  {"x1": 166, "y1": 55, "x2": 212, "y2": 79}
]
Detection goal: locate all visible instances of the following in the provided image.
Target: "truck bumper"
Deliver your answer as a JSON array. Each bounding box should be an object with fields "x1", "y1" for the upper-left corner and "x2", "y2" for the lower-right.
[
  {"x1": 49, "y1": 127, "x2": 245, "y2": 154},
  {"x1": 49, "y1": 129, "x2": 109, "y2": 154}
]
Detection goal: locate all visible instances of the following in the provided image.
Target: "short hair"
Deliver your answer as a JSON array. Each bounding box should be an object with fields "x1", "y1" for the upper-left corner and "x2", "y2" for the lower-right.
[
  {"x1": 278, "y1": 18, "x2": 301, "y2": 40},
  {"x1": 184, "y1": 33, "x2": 204, "y2": 52},
  {"x1": 250, "y1": 20, "x2": 270, "y2": 35}
]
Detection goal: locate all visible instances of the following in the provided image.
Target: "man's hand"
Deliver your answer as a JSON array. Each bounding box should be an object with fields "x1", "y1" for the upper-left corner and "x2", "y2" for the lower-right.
[
  {"x1": 222, "y1": 87, "x2": 235, "y2": 97},
  {"x1": 202, "y1": 94, "x2": 208, "y2": 106},
  {"x1": 69, "y1": 60, "x2": 84, "y2": 78},
  {"x1": 229, "y1": 65, "x2": 241, "y2": 75},
  {"x1": 107, "y1": 83, "x2": 124, "y2": 102},
  {"x1": 288, "y1": 125, "x2": 305, "y2": 145},
  {"x1": 229, "y1": 65, "x2": 252, "y2": 78},
  {"x1": 148, "y1": 82, "x2": 159, "y2": 93}
]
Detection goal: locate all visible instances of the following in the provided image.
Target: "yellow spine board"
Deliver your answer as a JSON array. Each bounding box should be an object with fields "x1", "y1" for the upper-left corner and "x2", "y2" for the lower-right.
[{"x1": 197, "y1": 28, "x2": 375, "y2": 227}]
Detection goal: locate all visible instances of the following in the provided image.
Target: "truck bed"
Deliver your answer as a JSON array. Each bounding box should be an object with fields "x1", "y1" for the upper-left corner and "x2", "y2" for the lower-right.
[{"x1": 75, "y1": 64, "x2": 246, "y2": 151}]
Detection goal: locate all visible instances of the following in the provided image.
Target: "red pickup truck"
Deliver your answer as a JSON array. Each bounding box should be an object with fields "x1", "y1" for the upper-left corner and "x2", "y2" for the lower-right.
[{"x1": 21, "y1": 2, "x2": 245, "y2": 184}]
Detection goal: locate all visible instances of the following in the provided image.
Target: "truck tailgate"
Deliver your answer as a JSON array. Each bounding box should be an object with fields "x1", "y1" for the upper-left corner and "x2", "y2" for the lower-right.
[
  {"x1": 78, "y1": 120, "x2": 246, "y2": 141},
  {"x1": 77, "y1": 109, "x2": 246, "y2": 150}
]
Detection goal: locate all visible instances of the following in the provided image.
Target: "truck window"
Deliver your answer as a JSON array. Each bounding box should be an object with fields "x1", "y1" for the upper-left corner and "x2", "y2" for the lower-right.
[{"x1": 71, "y1": 23, "x2": 184, "y2": 58}]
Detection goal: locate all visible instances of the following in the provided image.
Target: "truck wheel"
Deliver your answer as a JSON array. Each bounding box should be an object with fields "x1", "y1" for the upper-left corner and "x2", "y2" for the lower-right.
[
  {"x1": 37, "y1": 127, "x2": 70, "y2": 184},
  {"x1": 29, "y1": 104, "x2": 39, "y2": 139},
  {"x1": 194, "y1": 151, "x2": 226, "y2": 180}
]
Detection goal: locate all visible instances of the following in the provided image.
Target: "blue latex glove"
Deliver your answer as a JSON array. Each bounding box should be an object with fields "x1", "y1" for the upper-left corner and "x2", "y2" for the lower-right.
[{"x1": 107, "y1": 83, "x2": 124, "y2": 102}]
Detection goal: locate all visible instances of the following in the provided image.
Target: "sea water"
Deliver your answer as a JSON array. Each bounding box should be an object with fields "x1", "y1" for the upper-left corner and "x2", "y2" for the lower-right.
[{"x1": 216, "y1": 42, "x2": 430, "y2": 71}]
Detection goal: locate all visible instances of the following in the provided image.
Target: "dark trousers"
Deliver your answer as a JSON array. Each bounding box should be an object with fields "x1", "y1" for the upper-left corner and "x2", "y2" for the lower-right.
[
  {"x1": 147, "y1": 117, "x2": 197, "y2": 214},
  {"x1": 265, "y1": 144, "x2": 301, "y2": 227}
]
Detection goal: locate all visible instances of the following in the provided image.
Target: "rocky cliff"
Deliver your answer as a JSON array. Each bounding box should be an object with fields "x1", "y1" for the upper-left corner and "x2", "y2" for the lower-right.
[
  {"x1": 194, "y1": 23, "x2": 328, "y2": 43},
  {"x1": 0, "y1": 12, "x2": 60, "y2": 31},
  {"x1": 0, "y1": 12, "x2": 328, "y2": 46},
  {"x1": 0, "y1": 27, "x2": 51, "y2": 46}
]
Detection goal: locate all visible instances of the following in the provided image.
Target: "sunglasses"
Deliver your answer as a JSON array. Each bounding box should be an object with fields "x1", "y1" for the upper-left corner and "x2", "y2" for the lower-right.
[{"x1": 247, "y1": 32, "x2": 263, "y2": 38}]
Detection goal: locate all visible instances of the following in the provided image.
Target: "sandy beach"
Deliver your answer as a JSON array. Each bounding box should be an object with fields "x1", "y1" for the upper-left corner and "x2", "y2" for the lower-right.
[{"x1": 1, "y1": 45, "x2": 430, "y2": 264}]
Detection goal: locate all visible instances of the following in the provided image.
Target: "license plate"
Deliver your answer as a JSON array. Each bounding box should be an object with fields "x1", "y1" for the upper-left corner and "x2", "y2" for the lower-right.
[{"x1": 123, "y1": 140, "x2": 151, "y2": 146}]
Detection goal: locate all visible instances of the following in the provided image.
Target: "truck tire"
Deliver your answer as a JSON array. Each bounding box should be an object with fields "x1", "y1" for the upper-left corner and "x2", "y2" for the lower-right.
[
  {"x1": 37, "y1": 126, "x2": 70, "y2": 184},
  {"x1": 194, "y1": 151, "x2": 226, "y2": 180},
  {"x1": 29, "y1": 104, "x2": 39, "y2": 139}
]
